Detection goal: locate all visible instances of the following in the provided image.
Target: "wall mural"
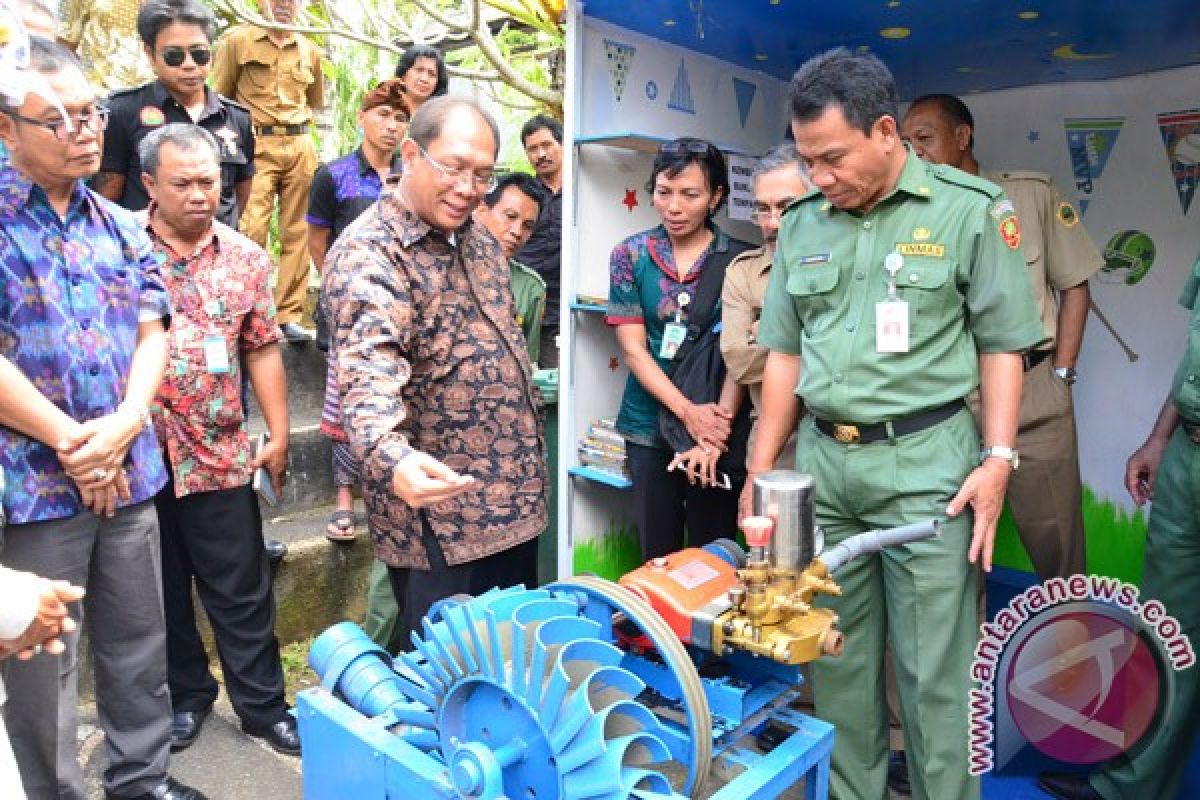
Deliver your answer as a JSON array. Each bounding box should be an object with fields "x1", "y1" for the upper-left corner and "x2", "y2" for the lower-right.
[
  {"x1": 667, "y1": 57, "x2": 696, "y2": 114},
  {"x1": 603, "y1": 38, "x2": 635, "y2": 102},
  {"x1": 732, "y1": 77, "x2": 757, "y2": 128},
  {"x1": 1063, "y1": 117, "x2": 1125, "y2": 214},
  {"x1": 1157, "y1": 108, "x2": 1200, "y2": 214}
]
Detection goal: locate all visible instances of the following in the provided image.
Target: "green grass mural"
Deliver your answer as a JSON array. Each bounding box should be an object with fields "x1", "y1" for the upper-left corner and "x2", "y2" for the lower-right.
[
  {"x1": 990, "y1": 485, "x2": 1148, "y2": 585},
  {"x1": 575, "y1": 486, "x2": 1149, "y2": 586}
]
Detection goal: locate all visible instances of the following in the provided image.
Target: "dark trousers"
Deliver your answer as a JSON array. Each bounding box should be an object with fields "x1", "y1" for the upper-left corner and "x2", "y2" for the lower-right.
[
  {"x1": 0, "y1": 502, "x2": 171, "y2": 799},
  {"x1": 626, "y1": 441, "x2": 743, "y2": 560},
  {"x1": 154, "y1": 477, "x2": 288, "y2": 729},
  {"x1": 388, "y1": 514, "x2": 539, "y2": 644}
]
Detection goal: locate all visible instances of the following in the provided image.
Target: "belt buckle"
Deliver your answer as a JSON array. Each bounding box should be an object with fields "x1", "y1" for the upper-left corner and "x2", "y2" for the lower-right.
[{"x1": 833, "y1": 423, "x2": 860, "y2": 444}]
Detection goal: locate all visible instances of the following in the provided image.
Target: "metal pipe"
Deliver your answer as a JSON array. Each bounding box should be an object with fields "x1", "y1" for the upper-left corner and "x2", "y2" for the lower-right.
[
  {"x1": 819, "y1": 519, "x2": 941, "y2": 574},
  {"x1": 752, "y1": 470, "x2": 816, "y2": 572}
]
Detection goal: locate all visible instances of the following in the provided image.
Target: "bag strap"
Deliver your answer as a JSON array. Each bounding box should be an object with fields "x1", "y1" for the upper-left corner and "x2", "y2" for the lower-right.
[{"x1": 669, "y1": 238, "x2": 752, "y2": 369}]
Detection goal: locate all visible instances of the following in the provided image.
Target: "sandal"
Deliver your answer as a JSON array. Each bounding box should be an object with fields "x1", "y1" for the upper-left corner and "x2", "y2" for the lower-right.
[{"x1": 325, "y1": 509, "x2": 358, "y2": 542}]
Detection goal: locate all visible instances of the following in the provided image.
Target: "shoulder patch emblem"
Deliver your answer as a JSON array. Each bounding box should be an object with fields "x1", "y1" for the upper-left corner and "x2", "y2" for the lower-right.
[
  {"x1": 139, "y1": 106, "x2": 166, "y2": 127},
  {"x1": 1056, "y1": 201, "x2": 1079, "y2": 227},
  {"x1": 998, "y1": 215, "x2": 1021, "y2": 250},
  {"x1": 989, "y1": 198, "x2": 1015, "y2": 220}
]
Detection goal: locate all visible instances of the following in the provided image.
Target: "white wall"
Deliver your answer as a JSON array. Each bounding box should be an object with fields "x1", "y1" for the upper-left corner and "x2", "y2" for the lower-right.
[{"x1": 963, "y1": 64, "x2": 1200, "y2": 507}]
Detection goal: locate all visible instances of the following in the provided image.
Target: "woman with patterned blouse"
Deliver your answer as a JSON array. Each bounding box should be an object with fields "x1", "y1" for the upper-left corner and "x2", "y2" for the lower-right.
[{"x1": 605, "y1": 138, "x2": 752, "y2": 560}]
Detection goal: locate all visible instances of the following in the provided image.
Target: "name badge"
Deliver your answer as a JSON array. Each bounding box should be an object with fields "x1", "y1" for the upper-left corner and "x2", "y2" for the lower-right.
[
  {"x1": 660, "y1": 322, "x2": 687, "y2": 360},
  {"x1": 203, "y1": 334, "x2": 230, "y2": 373},
  {"x1": 875, "y1": 300, "x2": 910, "y2": 353}
]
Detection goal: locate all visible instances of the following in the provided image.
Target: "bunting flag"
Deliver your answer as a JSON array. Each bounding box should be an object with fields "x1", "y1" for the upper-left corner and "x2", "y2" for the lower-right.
[
  {"x1": 1063, "y1": 117, "x2": 1124, "y2": 215},
  {"x1": 1156, "y1": 108, "x2": 1200, "y2": 215},
  {"x1": 603, "y1": 39, "x2": 635, "y2": 103},
  {"x1": 732, "y1": 77, "x2": 757, "y2": 128},
  {"x1": 668, "y1": 58, "x2": 695, "y2": 114}
]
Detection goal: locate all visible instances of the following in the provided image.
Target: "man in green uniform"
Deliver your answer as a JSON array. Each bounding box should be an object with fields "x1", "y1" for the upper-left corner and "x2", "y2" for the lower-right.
[
  {"x1": 1039, "y1": 254, "x2": 1200, "y2": 800},
  {"x1": 747, "y1": 48, "x2": 1044, "y2": 800},
  {"x1": 902, "y1": 93, "x2": 1102, "y2": 581},
  {"x1": 475, "y1": 172, "x2": 548, "y2": 362}
]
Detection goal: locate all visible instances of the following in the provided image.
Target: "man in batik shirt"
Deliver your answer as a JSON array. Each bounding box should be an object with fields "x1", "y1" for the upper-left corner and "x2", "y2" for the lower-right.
[
  {"x1": 323, "y1": 96, "x2": 547, "y2": 640},
  {"x1": 138, "y1": 124, "x2": 298, "y2": 757}
]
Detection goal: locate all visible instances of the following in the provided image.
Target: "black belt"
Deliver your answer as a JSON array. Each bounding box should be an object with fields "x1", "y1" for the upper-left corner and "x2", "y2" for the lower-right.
[
  {"x1": 814, "y1": 400, "x2": 965, "y2": 445},
  {"x1": 1022, "y1": 349, "x2": 1052, "y2": 371},
  {"x1": 254, "y1": 124, "x2": 310, "y2": 136},
  {"x1": 1183, "y1": 419, "x2": 1200, "y2": 445}
]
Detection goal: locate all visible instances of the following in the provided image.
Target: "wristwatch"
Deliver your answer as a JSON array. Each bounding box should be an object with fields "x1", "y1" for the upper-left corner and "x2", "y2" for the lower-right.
[
  {"x1": 980, "y1": 445, "x2": 1020, "y2": 471},
  {"x1": 1054, "y1": 366, "x2": 1077, "y2": 385}
]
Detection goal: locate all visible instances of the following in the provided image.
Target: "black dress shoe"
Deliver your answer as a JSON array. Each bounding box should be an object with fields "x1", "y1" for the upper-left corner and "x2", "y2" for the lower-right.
[
  {"x1": 1038, "y1": 772, "x2": 1103, "y2": 800},
  {"x1": 887, "y1": 749, "x2": 911, "y2": 795},
  {"x1": 265, "y1": 537, "x2": 288, "y2": 563},
  {"x1": 170, "y1": 708, "x2": 211, "y2": 752},
  {"x1": 242, "y1": 715, "x2": 301, "y2": 756},
  {"x1": 105, "y1": 776, "x2": 208, "y2": 800}
]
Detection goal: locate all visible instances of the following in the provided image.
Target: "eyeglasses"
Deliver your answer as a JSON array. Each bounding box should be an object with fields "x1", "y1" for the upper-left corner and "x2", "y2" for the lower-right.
[
  {"x1": 417, "y1": 143, "x2": 498, "y2": 193},
  {"x1": 160, "y1": 46, "x2": 212, "y2": 68},
  {"x1": 8, "y1": 107, "x2": 110, "y2": 142},
  {"x1": 750, "y1": 202, "x2": 796, "y2": 223},
  {"x1": 660, "y1": 139, "x2": 716, "y2": 156}
]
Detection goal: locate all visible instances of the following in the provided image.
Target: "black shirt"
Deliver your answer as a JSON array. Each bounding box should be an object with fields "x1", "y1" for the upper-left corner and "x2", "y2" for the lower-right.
[
  {"x1": 306, "y1": 147, "x2": 402, "y2": 246},
  {"x1": 516, "y1": 183, "x2": 562, "y2": 329},
  {"x1": 102, "y1": 81, "x2": 255, "y2": 228}
]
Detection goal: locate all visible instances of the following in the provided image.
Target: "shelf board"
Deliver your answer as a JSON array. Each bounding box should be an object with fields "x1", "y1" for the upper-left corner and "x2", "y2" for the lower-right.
[
  {"x1": 575, "y1": 132, "x2": 750, "y2": 156},
  {"x1": 570, "y1": 300, "x2": 607, "y2": 313},
  {"x1": 568, "y1": 465, "x2": 632, "y2": 490}
]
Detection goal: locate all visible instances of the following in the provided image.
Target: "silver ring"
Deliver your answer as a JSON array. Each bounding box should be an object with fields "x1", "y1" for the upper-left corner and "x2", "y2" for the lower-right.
[
  {"x1": 92, "y1": 468, "x2": 107, "y2": 481},
  {"x1": 31, "y1": 644, "x2": 43, "y2": 656}
]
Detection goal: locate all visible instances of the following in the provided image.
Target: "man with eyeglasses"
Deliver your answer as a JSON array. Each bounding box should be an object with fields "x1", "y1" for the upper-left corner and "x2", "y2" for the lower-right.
[
  {"x1": 322, "y1": 95, "x2": 548, "y2": 640},
  {"x1": 211, "y1": 0, "x2": 325, "y2": 344},
  {"x1": 97, "y1": 0, "x2": 254, "y2": 230},
  {"x1": 722, "y1": 144, "x2": 809, "y2": 493},
  {"x1": 0, "y1": 37, "x2": 206, "y2": 800}
]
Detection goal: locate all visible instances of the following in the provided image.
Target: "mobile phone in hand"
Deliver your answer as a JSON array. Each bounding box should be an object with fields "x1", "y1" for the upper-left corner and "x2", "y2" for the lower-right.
[{"x1": 252, "y1": 433, "x2": 278, "y2": 506}]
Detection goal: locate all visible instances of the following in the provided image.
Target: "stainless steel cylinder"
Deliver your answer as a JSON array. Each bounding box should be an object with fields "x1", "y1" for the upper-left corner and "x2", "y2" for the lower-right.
[{"x1": 752, "y1": 470, "x2": 817, "y2": 571}]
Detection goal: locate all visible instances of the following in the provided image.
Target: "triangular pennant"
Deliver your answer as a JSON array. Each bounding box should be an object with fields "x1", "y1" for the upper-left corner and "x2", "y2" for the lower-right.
[
  {"x1": 603, "y1": 39, "x2": 635, "y2": 103},
  {"x1": 1156, "y1": 108, "x2": 1200, "y2": 215},
  {"x1": 668, "y1": 58, "x2": 695, "y2": 114},
  {"x1": 732, "y1": 77, "x2": 756, "y2": 128},
  {"x1": 1063, "y1": 117, "x2": 1124, "y2": 215}
]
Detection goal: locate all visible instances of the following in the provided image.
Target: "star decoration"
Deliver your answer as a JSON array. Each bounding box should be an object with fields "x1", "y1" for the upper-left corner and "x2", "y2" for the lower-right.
[
  {"x1": 1027, "y1": 130, "x2": 1040, "y2": 143},
  {"x1": 622, "y1": 188, "x2": 638, "y2": 212},
  {"x1": 609, "y1": 356, "x2": 620, "y2": 371}
]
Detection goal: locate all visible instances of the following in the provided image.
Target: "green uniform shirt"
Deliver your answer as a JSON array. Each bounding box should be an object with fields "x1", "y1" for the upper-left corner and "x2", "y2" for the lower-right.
[
  {"x1": 758, "y1": 148, "x2": 1045, "y2": 424},
  {"x1": 1171, "y1": 254, "x2": 1200, "y2": 423},
  {"x1": 509, "y1": 258, "x2": 547, "y2": 363}
]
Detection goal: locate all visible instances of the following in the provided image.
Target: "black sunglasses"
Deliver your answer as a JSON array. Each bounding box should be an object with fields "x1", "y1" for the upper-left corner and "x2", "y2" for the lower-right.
[
  {"x1": 160, "y1": 45, "x2": 212, "y2": 68},
  {"x1": 660, "y1": 139, "x2": 715, "y2": 156}
]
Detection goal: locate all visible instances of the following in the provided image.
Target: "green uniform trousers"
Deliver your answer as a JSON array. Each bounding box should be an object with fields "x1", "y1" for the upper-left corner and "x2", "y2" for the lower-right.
[
  {"x1": 363, "y1": 558, "x2": 403, "y2": 654},
  {"x1": 800, "y1": 408, "x2": 981, "y2": 800},
  {"x1": 1091, "y1": 427, "x2": 1199, "y2": 800}
]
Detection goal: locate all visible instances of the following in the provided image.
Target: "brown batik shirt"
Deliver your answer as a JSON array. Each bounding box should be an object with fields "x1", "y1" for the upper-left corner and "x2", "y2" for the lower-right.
[{"x1": 322, "y1": 187, "x2": 548, "y2": 569}]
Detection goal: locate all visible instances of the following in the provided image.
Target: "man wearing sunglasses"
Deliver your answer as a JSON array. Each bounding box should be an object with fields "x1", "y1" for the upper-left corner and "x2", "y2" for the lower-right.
[{"x1": 97, "y1": 0, "x2": 255, "y2": 230}]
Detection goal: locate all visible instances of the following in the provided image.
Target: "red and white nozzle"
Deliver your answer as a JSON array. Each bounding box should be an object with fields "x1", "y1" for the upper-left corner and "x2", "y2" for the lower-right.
[{"x1": 741, "y1": 516, "x2": 774, "y2": 550}]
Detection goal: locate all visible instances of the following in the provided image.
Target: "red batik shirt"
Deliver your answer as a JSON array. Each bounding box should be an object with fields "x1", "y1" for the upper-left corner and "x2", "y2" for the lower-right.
[{"x1": 140, "y1": 212, "x2": 282, "y2": 496}]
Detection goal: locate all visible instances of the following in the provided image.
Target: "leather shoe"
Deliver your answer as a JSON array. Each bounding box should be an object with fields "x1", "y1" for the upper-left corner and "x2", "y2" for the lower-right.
[
  {"x1": 280, "y1": 322, "x2": 313, "y2": 343},
  {"x1": 242, "y1": 715, "x2": 301, "y2": 756},
  {"x1": 105, "y1": 776, "x2": 208, "y2": 799},
  {"x1": 887, "y1": 749, "x2": 911, "y2": 795},
  {"x1": 170, "y1": 708, "x2": 210, "y2": 752},
  {"x1": 265, "y1": 537, "x2": 288, "y2": 563},
  {"x1": 1038, "y1": 772, "x2": 1103, "y2": 800}
]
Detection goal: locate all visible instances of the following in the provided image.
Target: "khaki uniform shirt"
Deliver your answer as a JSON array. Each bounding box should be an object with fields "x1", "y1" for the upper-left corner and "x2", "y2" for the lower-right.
[
  {"x1": 759, "y1": 149, "x2": 1045, "y2": 424},
  {"x1": 209, "y1": 25, "x2": 325, "y2": 127},
  {"x1": 721, "y1": 245, "x2": 774, "y2": 413},
  {"x1": 984, "y1": 170, "x2": 1103, "y2": 350},
  {"x1": 59, "y1": 0, "x2": 155, "y2": 92},
  {"x1": 1172, "y1": 255, "x2": 1200, "y2": 423}
]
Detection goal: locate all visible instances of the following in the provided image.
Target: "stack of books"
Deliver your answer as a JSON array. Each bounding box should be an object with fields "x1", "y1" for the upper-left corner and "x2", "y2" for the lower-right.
[{"x1": 577, "y1": 418, "x2": 629, "y2": 480}]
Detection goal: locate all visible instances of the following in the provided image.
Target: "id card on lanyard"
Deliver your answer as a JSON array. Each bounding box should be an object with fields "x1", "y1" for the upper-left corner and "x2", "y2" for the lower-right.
[
  {"x1": 200, "y1": 288, "x2": 229, "y2": 374},
  {"x1": 659, "y1": 291, "x2": 691, "y2": 360}
]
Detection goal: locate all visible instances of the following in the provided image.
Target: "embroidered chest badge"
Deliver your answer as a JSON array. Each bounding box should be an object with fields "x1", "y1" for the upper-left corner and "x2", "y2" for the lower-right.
[{"x1": 139, "y1": 106, "x2": 166, "y2": 127}]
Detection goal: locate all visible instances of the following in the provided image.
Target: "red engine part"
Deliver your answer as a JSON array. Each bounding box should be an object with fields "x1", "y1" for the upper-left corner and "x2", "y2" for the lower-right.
[{"x1": 618, "y1": 548, "x2": 741, "y2": 645}]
